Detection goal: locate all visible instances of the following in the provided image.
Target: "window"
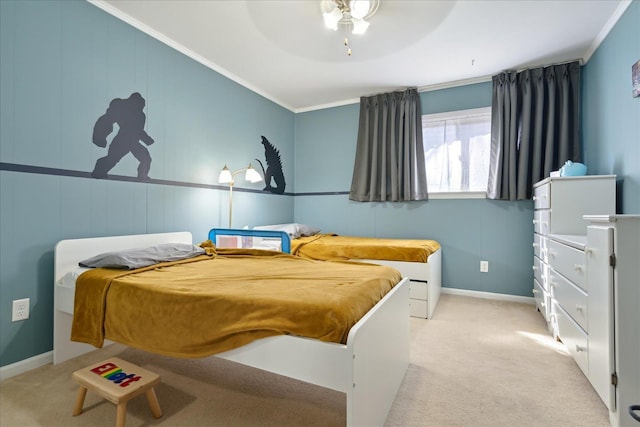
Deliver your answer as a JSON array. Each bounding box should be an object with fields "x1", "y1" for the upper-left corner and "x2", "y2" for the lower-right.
[{"x1": 422, "y1": 107, "x2": 491, "y2": 196}]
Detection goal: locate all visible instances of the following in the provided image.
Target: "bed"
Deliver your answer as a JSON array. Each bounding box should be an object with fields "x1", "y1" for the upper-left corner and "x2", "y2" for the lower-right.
[
  {"x1": 247, "y1": 224, "x2": 442, "y2": 319},
  {"x1": 53, "y1": 231, "x2": 410, "y2": 427}
]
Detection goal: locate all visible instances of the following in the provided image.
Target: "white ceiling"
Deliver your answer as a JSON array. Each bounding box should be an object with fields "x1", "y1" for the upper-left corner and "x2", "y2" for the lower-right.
[{"x1": 93, "y1": 0, "x2": 630, "y2": 112}]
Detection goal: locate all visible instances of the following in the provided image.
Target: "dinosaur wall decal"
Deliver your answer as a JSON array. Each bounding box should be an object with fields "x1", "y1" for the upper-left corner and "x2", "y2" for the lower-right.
[{"x1": 255, "y1": 135, "x2": 286, "y2": 194}]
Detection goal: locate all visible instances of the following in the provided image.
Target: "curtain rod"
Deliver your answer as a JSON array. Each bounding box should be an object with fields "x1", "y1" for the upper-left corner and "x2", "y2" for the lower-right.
[{"x1": 497, "y1": 58, "x2": 584, "y2": 75}]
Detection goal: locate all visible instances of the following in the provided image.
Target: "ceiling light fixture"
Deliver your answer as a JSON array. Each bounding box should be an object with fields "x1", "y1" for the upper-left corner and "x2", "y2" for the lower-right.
[{"x1": 321, "y1": 0, "x2": 380, "y2": 56}]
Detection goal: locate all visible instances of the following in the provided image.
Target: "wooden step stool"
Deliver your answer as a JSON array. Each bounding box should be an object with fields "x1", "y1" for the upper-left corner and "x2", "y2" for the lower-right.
[{"x1": 72, "y1": 357, "x2": 163, "y2": 427}]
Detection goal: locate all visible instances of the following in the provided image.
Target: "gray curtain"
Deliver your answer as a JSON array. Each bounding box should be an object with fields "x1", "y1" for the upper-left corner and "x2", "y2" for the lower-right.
[
  {"x1": 349, "y1": 88, "x2": 428, "y2": 202},
  {"x1": 487, "y1": 61, "x2": 581, "y2": 200}
]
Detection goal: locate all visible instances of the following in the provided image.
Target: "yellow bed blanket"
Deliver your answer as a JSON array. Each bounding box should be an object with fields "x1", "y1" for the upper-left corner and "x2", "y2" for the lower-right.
[
  {"x1": 71, "y1": 250, "x2": 402, "y2": 358},
  {"x1": 292, "y1": 234, "x2": 441, "y2": 263}
]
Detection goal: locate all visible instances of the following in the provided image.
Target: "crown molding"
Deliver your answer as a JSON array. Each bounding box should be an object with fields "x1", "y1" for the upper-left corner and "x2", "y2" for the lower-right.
[
  {"x1": 582, "y1": 0, "x2": 633, "y2": 63},
  {"x1": 296, "y1": 75, "x2": 493, "y2": 113},
  {"x1": 87, "y1": 0, "x2": 295, "y2": 112},
  {"x1": 88, "y1": 0, "x2": 632, "y2": 115}
]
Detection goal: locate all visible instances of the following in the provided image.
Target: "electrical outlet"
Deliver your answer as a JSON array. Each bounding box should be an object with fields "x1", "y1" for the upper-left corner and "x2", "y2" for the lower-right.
[
  {"x1": 12, "y1": 298, "x2": 30, "y2": 322},
  {"x1": 480, "y1": 261, "x2": 489, "y2": 273}
]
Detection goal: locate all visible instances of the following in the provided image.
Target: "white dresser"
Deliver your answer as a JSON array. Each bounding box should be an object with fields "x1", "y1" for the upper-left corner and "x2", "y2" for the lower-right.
[
  {"x1": 532, "y1": 175, "x2": 616, "y2": 336},
  {"x1": 532, "y1": 176, "x2": 620, "y2": 412},
  {"x1": 547, "y1": 234, "x2": 590, "y2": 369},
  {"x1": 584, "y1": 215, "x2": 640, "y2": 427}
]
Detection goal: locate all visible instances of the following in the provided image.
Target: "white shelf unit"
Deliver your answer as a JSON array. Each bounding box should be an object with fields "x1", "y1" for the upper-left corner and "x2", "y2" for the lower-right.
[{"x1": 584, "y1": 215, "x2": 640, "y2": 427}]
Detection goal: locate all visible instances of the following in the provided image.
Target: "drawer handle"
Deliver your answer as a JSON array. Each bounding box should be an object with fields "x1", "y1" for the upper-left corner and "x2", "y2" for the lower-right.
[
  {"x1": 575, "y1": 304, "x2": 583, "y2": 312},
  {"x1": 575, "y1": 345, "x2": 586, "y2": 353},
  {"x1": 550, "y1": 280, "x2": 557, "y2": 287},
  {"x1": 532, "y1": 289, "x2": 539, "y2": 294},
  {"x1": 574, "y1": 264, "x2": 584, "y2": 271},
  {"x1": 549, "y1": 251, "x2": 556, "y2": 259}
]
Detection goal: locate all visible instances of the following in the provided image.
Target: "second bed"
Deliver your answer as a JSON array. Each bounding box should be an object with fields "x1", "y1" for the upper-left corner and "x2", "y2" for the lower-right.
[{"x1": 221, "y1": 225, "x2": 443, "y2": 319}]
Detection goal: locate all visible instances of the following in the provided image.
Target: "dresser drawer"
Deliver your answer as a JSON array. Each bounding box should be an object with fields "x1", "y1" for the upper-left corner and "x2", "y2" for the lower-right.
[
  {"x1": 409, "y1": 280, "x2": 427, "y2": 301},
  {"x1": 410, "y1": 298, "x2": 428, "y2": 318},
  {"x1": 548, "y1": 239, "x2": 586, "y2": 291},
  {"x1": 533, "y1": 182, "x2": 550, "y2": 209},
  {"x1": 532, "y1": 256, "x2": 548, "y2": 291},
  {"x1": 550, "y1": 268, "x2": 588, "y2": 332},
  {"x1": 534, "y1": 210, "x2": 550, "y2": 235},
  {"x1": 555, "y1": 302, "x2": 589, "y2": 377},
  {"x1": 533, "y1": 234, "x2": 548, "y2": 262},
  {"x1": 533, "y1": 279, "x2": 550, "y2": 322}
]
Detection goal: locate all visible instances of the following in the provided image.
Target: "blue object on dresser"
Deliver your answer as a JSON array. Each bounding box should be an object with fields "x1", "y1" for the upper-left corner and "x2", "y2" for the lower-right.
[{"x1": 559, "y1": 160, "x2": 587, "y2": 176}]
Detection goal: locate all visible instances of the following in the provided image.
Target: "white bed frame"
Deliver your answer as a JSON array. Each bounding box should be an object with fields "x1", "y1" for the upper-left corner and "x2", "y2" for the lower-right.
[
  {"x1": 53, "y1": 232, "x2": 410, "y2": 427},
  {"x1": 361, "y1": 248, "x2": 441, "y2": 319}
]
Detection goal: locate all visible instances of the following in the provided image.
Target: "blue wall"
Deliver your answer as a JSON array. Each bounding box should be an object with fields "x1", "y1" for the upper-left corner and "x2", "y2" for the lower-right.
[
  {"x1": 582, "y1": 0, "x2": 640, "y2": 214},
  {"x1": 294, "y1": 84, "x2": 536, "y2": 296},
  {"x1": 0, "y1": 1, "x2": 294, "y2": 367},
  {"x1": 1, "y1": 0, "x2": 637, "y2": 368}
]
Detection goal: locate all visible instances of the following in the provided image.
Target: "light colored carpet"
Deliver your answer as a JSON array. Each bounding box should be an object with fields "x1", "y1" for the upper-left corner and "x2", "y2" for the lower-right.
[{"x1": 1, "y1": 294, "x2": 610, "y2": 427}]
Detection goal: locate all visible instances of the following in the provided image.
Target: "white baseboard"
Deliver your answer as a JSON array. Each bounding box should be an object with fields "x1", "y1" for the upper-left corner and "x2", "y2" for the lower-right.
[
  {"x1": 442, "y1": 287, "x2": 535, "y2": 305},
  {"x1": 0, "y1": 351, "x2": 53, "y2": 381}
]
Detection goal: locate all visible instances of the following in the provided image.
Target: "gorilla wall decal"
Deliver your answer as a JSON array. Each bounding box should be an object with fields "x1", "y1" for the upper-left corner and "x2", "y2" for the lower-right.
[{"x1": 91, "y1": 92, "x2": 155, "y2": 180}]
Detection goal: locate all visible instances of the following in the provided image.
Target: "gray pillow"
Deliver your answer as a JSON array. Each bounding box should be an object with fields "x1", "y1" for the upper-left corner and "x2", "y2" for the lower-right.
[
  {"x1": 79, "y1": 243, "x2": 205, "y2": 270},
  {"x1": 296, "y1": 223, "x2": 321, "y2": 237}
]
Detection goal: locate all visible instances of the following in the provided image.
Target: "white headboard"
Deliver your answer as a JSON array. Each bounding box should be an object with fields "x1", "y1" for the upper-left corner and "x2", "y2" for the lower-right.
[{"x1": 54, "y1": 231, "x2": 192, "y2": 283}]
